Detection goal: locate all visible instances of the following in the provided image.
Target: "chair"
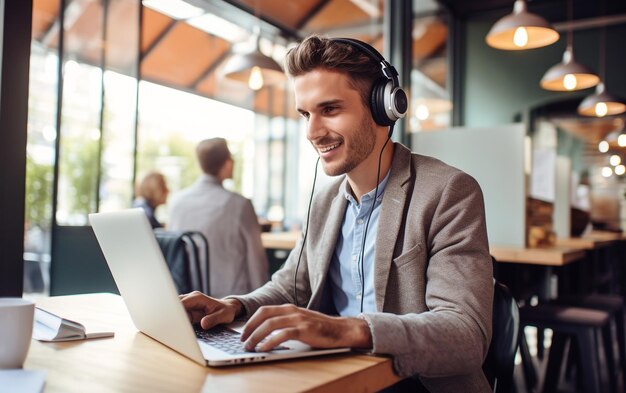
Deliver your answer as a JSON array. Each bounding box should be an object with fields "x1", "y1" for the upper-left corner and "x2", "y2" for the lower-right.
[
  {"x1": 483, "y1": 280, "x2": 520, "y2": 393},
  {"x1": 153, "y1": 230, "x2": 209, "y2": 295},
  {"x1": 519, "y1": 303, "x2": 614, "y2": 393},
  {"x1": 549, "y1": 293, "x2": 625, "y2": 392}
]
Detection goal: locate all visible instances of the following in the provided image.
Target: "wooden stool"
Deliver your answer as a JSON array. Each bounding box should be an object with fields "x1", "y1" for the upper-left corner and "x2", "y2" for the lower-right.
[
  {"x1": 519, "y1": 304, "x2": 613, "y2": 393},
  {"x1": 553, "y1": 294, "x2": 626, "y2": 392}
]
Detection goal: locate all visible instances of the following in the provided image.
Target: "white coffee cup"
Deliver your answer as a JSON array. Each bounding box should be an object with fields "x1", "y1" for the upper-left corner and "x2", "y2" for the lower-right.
[{"x1": 0, "y1": 298, "x2": 35, "y2": 368}]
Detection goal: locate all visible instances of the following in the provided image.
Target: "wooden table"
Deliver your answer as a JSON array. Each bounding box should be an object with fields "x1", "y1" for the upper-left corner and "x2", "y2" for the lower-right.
[
  {"x1": 556, "y1": 237, "x2": 614, "y2": 250},
  {"x1": 490, "y1": 245, "x2": 586, "y2": 266},
  {"x1": 25, "y1": 293, "x2": 398, "y2": 393},
  {"x1": 557, "y1": 233, "x2": 625, "y2": 293},
  {"x1": 261, "y1": 231, "x2": 301, "y2": 250},
  {"x1": 586, "y1": 230, "x2": 626, "y2": 242},
  {"x1": 262, "y1": 231, "x2": 589, "y2": 268}
]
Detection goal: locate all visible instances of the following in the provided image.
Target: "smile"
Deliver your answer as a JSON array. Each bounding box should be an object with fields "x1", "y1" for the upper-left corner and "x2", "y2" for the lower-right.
[{"x1": 318, "y1": 142, "x2": 341, "y2": 153}]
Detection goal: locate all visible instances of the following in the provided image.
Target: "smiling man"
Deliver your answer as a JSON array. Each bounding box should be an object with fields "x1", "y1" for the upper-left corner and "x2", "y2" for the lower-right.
[{"x1": 181, "y1": 35, "x2": 493, "y2": 392}]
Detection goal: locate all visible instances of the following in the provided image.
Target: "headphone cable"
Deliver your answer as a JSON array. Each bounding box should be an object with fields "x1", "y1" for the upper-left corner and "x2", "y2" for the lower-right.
[
  {"x1": 293, "y1": 156, "x2": 321, "y2": 307},
  {"x1": 360, "y1": 124, "x2": 394, "y2": 313}
]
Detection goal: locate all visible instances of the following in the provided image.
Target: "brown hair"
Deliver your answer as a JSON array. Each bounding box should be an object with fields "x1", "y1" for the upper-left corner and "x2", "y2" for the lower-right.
[
  {"x1": 196, "y1": 138, "x2": 231, "y2": 176},
  {"x1": 284, "y1": 35, "x2": 382, "y2": 108},
  {"x1": 136, "y1": 171, "x2": 168, "y2": 208}
]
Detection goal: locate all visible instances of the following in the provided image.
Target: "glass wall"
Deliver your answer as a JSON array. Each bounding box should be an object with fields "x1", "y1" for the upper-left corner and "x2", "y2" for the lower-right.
[
  {"x1": 24, "y1": 36, "x2": 59, "y2": 293},
  {"x1": 99, "y1": 0, "x2": 141, "y2": 214},
  {"x1": 26, "y1": 0, "x2": 141, "y2": 294},
  {"x1": 410, "y1": 13, "x2": 452, "y2": 133}
]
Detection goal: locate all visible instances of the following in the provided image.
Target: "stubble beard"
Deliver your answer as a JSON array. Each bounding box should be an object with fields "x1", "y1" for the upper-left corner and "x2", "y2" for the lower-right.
[{"x1": 321, "y1": 116, "x2": 378, "y2": 177}]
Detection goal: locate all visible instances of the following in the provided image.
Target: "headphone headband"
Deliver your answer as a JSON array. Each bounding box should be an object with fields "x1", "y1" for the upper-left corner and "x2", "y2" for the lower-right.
[{"x1": 331, "y1": 38, "x2": 399, "y2": 86}]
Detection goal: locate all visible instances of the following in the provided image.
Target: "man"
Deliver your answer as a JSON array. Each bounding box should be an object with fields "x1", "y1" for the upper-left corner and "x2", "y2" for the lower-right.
[
  {"x1": 181, "y1": 36, "x2": 493, "y2": 392},
  {"x1": 169, "y1": 138, "x2": 268, "y2": 298}
]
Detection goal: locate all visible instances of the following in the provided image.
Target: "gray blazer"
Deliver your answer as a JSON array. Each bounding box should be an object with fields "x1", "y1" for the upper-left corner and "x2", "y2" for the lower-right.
[{"x1": 232, "y1": 144, "x2": 493, "y2": 393}]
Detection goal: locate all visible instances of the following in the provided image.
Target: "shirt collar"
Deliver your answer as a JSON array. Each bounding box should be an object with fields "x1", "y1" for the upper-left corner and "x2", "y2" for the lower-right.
[
  {"x1": 342, "y1": 169, "x2": 391, "y2": 206},
  {"x1": 199, "y1": 174, "x2": 222, "y2": 186}
]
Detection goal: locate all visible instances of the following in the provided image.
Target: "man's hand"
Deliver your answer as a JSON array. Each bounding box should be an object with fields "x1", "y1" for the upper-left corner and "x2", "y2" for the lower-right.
[
  {"x1": 179, "y1": 291, "x2": 243, "y2": 329},
  {"x1": 240, "y1": 304, "x2": 372, "y2": 352}
]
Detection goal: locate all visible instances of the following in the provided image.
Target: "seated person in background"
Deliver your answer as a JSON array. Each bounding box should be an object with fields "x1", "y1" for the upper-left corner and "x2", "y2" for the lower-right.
[
  {"x1": 168, "y1": 138, "x2": 269, "y2": 298},
  {"x1": 180, "y1": 36, "x2": 493, "y2": 393},
  {"x1": 132, "y1": 171, "x2": 169, "y2": 229}
]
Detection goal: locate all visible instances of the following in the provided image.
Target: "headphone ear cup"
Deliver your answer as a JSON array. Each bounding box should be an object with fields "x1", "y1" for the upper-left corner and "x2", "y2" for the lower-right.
[{"x1": 370, "y1": 78, "x2": 394, "y2": 127}]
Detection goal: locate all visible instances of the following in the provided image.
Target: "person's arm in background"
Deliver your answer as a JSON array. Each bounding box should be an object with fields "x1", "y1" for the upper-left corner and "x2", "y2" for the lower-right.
[{"x1": 240, "y1": 199, "x2": 269, "y2": 291}]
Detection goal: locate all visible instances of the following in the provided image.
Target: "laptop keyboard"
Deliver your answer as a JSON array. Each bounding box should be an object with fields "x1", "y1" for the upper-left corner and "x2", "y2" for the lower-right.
[{"x1": 195, "y1": 325, "x2": 289, "y2": 354}]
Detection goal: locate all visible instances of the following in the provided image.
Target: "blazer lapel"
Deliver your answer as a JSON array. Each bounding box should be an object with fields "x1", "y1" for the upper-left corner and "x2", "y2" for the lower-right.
[
  {"x1": 374, "y1": 144, "x2": 413, "y2": 311},
  {"x1": 308, "y1": 180, "x2": 348, "y2": 307}
]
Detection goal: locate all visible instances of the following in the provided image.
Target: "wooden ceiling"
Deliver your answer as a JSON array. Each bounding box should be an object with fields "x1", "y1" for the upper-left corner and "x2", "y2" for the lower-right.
[{"x1": 31, "y1": 0, "x2": 447, "y2": 118}]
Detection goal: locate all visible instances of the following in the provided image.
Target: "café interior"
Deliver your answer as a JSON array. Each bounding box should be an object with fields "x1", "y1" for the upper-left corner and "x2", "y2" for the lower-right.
[{"x1": 2, "y1": 0, "x2": 626, "y2": 392}]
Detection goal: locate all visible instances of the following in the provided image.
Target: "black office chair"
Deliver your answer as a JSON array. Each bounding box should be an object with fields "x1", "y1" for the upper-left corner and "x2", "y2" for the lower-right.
[
  {"x1": 483, "y1": 280, "x2": 520, "y2": 393},
  {"x1": 153, "y1": 230, "x2": 209, "y2": 294}
]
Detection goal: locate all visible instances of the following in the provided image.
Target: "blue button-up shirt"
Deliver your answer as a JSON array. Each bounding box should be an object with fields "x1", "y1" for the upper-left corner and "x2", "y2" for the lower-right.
[{"x1": 328, "y1": 170, "x2": 390, "y2": 316}]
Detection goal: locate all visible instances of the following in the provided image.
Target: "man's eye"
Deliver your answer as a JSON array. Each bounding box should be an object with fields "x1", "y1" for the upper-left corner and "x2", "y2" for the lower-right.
[
  {"x1": 323, "y1": 106, "x2": 337, "y2": 114},
  {"x1": 299, "y1": 112, "x2": 310, "y2": 119}
]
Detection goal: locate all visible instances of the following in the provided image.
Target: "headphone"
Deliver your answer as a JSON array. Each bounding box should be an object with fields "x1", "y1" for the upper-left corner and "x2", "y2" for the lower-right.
[{"x1": 331, "y1": 38, "x2": 408, "y2": 127}]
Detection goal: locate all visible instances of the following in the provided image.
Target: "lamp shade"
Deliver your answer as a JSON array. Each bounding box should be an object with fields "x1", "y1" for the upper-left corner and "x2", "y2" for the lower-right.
[
  {"x1": 540, "y1": 47, "x2": 599, "y2": 91},
  {"x1": 486, "y1": 0, "x2": 559, "y2": 50},
  {"x1": 222, "y1": 50, "x2": 285, "y2": 90},
  {"x1": 577, "y1": 83, "x2": 626, "y2": 117}
]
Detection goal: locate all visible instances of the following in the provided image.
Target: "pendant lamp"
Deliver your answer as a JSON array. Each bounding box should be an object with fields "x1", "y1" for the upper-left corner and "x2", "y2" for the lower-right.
[
  {"x1": 222, "y1": 3, "x2": 285, "y2": 91},
  {"x1": 577, "y1": 83, "x2": 626, "y2": 117},
  {"x1": 540, "y1": 0, "x2": 598, "y2": 91},
  {"x1": 541, "y1": 47, "x2": 599, "y2": 91},
  {"x1": 486, "y1": 0, "x2": 559, "y2": 50},
  {"x1": 577, "y1": 27, "x2": 626, "y2": 117},
  {"x1": 222, "y1": 39, "x2": 285, "y2": 90}
]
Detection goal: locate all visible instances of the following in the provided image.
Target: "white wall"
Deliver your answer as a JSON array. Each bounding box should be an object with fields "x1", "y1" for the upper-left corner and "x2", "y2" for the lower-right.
[{"x1": 413, "y1": 124, "x2": 527, "y2": 247}]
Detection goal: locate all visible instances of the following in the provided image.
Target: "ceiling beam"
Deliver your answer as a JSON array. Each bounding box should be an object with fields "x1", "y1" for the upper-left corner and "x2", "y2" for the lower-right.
[
  {"x1": 190, "y1": 49, "x2": 232, "y2": 89},
  {"x1": 141, "y1": 19, "x2": 177, "y2": 61},
  {"x1": 206, "y1": 0, "x2": 302, "y2": 40},
  {"x1": 554, "y1": 14, "x2": 626, "y2": 32},
  {"x1": 41, "y1": 0, "x2": 91, "y2": 47},
  {"x1": 295, "y1": 0, "x2": 332, "y2": 30}
]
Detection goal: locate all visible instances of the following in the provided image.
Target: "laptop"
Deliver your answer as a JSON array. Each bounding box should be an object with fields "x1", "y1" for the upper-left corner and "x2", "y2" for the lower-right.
[{"x1": 89, "y1": 208, "x2": 350, "y2": 366}]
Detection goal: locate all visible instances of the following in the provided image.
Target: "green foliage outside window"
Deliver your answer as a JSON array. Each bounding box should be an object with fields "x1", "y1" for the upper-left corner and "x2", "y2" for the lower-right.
[
  {"x1": 25, "y1": 154, "x2": 53, "y2": 229},
  {"x1": 59, "y1": 134, "x2": 99, "y2": 222}
]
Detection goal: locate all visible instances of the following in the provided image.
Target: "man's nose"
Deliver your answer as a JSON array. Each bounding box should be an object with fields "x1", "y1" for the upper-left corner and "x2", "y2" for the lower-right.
[{"x1": 306, "y1": 115, "x2": 326, "y2": 141}]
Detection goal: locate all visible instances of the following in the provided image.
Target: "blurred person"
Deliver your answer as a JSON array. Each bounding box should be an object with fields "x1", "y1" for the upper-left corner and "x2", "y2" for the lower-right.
[
  {"x1": 168, "y1": 138, "x2": 268, "y2": 298},
  {"x1": 132, "y1": 171, "x2": 169, "y2": 229}
]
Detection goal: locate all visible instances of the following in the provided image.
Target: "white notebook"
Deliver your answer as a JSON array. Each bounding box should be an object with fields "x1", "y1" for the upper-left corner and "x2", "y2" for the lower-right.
[{"x1": 33, "y1": 307, "x2": 114, "y2": 342}]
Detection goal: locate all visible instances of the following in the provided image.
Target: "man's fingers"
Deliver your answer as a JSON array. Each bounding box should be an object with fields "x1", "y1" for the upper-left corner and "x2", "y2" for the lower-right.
[
  {"x1": 243, "y1": 314, "x2": 300, "y2": 350},
  {"x1": 200, "y1": 308, "x2": 230, "y2": 330},
  {"x1": 242, "y1": 304, "x2": 298, "y2": 341},
  {"x1": 256, "y1": 328, "x2": 299, "y2": 352},
  {"x1": 181, "y1": 292, "x2": 215, "y2": 312}
]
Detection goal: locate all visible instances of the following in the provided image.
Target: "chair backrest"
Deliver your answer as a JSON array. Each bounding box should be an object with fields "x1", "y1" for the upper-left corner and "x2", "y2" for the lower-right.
[
  {"x1": 153, "y1": 230, "x2": 209, "y2": 295},
  {"x1": 185, "y1": 231, "x2": 210, "y2": 294},
  {"x1": 483, "y1": 279, "x2": 520, "y2": 393}
]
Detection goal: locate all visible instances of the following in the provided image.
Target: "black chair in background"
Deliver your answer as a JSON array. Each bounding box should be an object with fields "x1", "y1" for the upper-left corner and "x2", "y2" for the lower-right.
[
  {"x1": 153, "y1": 230, "x2": 209, "y2": 295},
  {"x1": 483, "y1": 280, "x2": 520, "y2": 393}
]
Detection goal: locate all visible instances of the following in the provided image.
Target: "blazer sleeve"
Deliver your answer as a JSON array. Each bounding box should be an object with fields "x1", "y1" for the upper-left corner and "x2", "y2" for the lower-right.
[
  {"x1": 239, "y1": 199, "x2": 270, "y2": 291},
  {"x1": 226, "y1": 230, "x2": 309, "y2": 316},
  {"x1": 361, "y1": 172, "x2": 493, "y2": 380}
]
